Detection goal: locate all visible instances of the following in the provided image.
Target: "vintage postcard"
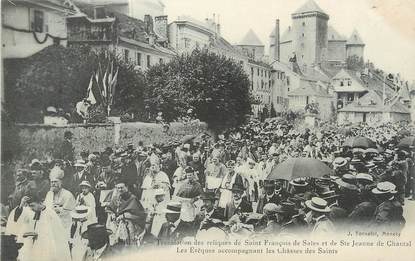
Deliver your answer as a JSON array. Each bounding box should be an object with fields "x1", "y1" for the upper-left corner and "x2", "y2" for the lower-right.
[{"x1": 1, "y1": 0, "x2": 414, "y2": 260}]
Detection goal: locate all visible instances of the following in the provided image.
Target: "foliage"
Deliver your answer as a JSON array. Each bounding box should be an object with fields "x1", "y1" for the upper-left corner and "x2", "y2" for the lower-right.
[
  {"x1": 145, "y1": 49, "x2": 251, "y2": 130},
  {"x1": 5, "y1": 45, "x2": 145, "y2": 123},
  {"x1": 346, "y1": 55, "x2": 364, "y2": 71}
]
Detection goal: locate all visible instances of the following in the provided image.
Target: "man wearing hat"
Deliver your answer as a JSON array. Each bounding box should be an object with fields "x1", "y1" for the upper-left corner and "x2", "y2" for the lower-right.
[
  {"x1": 82, "y1": 223, "x2": 117, "y2": 260},
  {"x1": 259, "y1": 203, "x2": 281, "y2": 235},
  {"x1": 44, "y1": 166, "x2": 76, "y2": 236},
  {"x1": 195, "y1": 191, "x2": 225, "y2": 230},
  {"x1": 59, "y1": 131, "x2": 75, "y2": 162},
  {"x1": 256, "y1": 181, "x2": 282, "y2": 214},
  {"x1": 289, "y1": 178, "x2": 309, "y2": 196},
  {"x1": 218, "y1": 161, "x2": 244, "y2": 208},
  {"x1": 224, "y1": 182, "x2": 253, "y2": 220},
  {"x1": 70, "y1": 205, "x2": 92, "y2": 260},
  {"x1": 370, "y1": 182, "x2": 405, "y2": 232},
  {"x1": 332, "y1": 157, "x2": 349, "y2": 176},
  {"x1": 75, "y1": 181, "x2": 97, "y2": 224},
  {"x1": 28, "y1": 160, "x2": 50, "y2": 201},
  {"x1": 305, "y1": 197, "x2": 335, "y2": 236},
  {"x1": 335, "y1": 174, "x2": 361, "y2": 214},
  {"x1": 158, "y1": 202, "x2": 195, "y2": 242}
]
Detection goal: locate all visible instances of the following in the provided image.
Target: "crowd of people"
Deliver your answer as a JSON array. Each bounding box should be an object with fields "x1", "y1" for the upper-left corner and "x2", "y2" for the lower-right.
[{"x1": 1, "y1": 119, "x2": 414, "y2": 260}]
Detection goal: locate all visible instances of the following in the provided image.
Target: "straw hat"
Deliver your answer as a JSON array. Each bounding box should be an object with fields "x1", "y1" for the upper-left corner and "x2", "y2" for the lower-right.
[{"x1": 305, "y1": 197, "x2": 331, "y2": 213}]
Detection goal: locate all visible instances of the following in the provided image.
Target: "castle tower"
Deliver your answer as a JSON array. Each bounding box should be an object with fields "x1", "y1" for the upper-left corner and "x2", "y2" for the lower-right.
[
  {"x1": 237, "y1": 29, "x2": 265, "y2": 61},
  {"x1": 346, "y1": 29, "x2": 365, "y2": 60},
  {"x1": 291, "y1": 0, "x2": 329, "y2": 66}
]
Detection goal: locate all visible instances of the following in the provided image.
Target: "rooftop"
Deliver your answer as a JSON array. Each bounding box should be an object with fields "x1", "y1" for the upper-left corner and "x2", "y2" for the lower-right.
[
  {"x1": 328, "y1": 26, "x2": 346, "y2": 41},
  {"x1": 293, "y1": 0, "x2": 328, "y2": 16},
  {"x1": 347, "y1": 29, "x2": 365, "y2": 45},
  {"x1": 238, "y1": 29, "x2": 264, "y2": 46}
]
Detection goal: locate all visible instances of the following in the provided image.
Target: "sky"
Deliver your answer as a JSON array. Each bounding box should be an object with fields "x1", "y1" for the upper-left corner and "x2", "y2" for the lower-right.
[{"x1": 163, "y1": 0, "x2": 415, "y2": 82}]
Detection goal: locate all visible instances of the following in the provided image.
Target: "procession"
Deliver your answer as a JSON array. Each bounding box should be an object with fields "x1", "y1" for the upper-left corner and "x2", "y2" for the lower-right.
[
  {"x1": 1, "y1": 118, "x2": 414, "y2": 260},
  {"x1": 2, "y1": 0, "x2": 415, "y2": 260}
]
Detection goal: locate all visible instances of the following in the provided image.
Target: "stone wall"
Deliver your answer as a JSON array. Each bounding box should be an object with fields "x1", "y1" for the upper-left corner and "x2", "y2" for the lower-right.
[{"x1": 8, "y1": 121, "x2": 210, "y2": 163}]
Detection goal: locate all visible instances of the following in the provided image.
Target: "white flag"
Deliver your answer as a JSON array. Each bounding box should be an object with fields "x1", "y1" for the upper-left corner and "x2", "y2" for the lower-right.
[{"x1": 86, "y1": 75, "x2": 97, "y2": 105}]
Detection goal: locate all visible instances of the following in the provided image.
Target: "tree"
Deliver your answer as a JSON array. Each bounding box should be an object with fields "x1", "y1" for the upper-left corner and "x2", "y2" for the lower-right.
[
  {"x1": 145, "y1": 49, "x2": 252, "y2": 130},
  {"x1": 4, "y1": 45, "x2": 145, "y2": 123}
]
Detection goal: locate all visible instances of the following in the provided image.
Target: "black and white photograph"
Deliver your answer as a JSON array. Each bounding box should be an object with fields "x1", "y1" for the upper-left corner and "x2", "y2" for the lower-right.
[{"x1": 1, "y1": 0, "x2": 415, "y2": 260}]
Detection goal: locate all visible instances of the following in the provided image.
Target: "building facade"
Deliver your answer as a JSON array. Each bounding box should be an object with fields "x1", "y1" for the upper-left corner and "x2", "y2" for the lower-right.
[
  {"x1": 2, "y1": 0, "x2": 76, "y2": 59},
  {"x1": 74, "y1": 0, "x2": 165, "y2": 20},
  {"x1": 66, "y1": 4, "x2": 175, "y2": 71}
]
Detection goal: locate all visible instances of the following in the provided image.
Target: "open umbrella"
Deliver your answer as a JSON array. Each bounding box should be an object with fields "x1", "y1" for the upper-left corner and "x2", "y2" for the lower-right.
[
  {"x1": 181, "y1": 134, "x2": 196, "y2": 144},
  {"x1": 343, "y1": 136, "x2": 376, "y2": 149},
  {"x1": 266, "y1": 157, "x2": 333, "y2": 181},
  {"x1": 398, "y1": 136, "x2": 415, "y2": 150}
]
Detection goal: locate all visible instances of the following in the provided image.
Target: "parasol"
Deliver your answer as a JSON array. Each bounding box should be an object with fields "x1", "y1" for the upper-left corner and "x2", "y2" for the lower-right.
[
  {"x1": 266, "y1": 157, "x2": 333, "y2": 181},
  {"x1": 343, "y1": 136, "x2": 376, "y2": 149},
  {"x1": 181, "y1": 134, "x2": 196, "y2": 144}
]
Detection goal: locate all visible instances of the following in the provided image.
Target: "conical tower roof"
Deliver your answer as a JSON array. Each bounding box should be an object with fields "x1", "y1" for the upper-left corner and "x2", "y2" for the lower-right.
[
  {"x1": 347, "y1": 29, "x2": 365, "y2": 45},
  {"x1": 293, "y1": 0, "x2": 327, "y2": 15},
  {"x1": 239, "y1": 29, "x2": 264, "y2": 46}
]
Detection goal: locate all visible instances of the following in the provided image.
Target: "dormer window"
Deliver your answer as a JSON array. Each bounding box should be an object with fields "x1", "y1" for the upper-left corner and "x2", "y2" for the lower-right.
[
  {"x1": 94, "y1": 7, "x2": 106, "y2": 19},
  {"x1": 348, "y1": 81, "x2": 351, "y2": 86},
  {"x1": 340, "y1": 81, "x2": 344, "y2": 87}
]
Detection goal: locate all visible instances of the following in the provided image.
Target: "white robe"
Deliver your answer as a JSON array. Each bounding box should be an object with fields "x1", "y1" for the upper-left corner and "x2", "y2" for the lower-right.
[
  {"x1": 10, "y1": 206, "x2": 72, "y2": 261},
  {"x1": 75, "y1": 193, "x2": 97, "y2": 224},
  {"x1": 44, "y1": 188, "x2": 76, "y2": 237},
  {"x1": 141, "y1": 171, "x2": 171, "y2": 210}
]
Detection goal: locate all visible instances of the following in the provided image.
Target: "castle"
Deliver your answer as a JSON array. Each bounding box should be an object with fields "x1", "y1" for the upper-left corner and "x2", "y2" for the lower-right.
[{"x1": 269, "y1": 0, "x2": 365, "y2": 68}]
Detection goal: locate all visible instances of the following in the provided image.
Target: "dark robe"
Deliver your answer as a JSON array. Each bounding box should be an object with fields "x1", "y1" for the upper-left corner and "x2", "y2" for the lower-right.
[
  {"x1": 256, "y1": 193, "x2": 282, "y2": 214},
  {"x1": 158, "y1": 220, "x2": 196, "y2": 242}
]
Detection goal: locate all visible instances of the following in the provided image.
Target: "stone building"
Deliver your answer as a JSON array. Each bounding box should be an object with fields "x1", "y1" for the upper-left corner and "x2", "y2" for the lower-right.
[
  {"x1": 66, "y1": 3, "x2": 175, "y2": 71},
  {"x1": 236, "y1": 29, "x2": 265, "y2": 61},
  {"x1": 74, "y1": 0, "x2": 165, "y2": 21},
  {"x1": 269, "y1": 0, "x2": 365, "y2": 67},
  {"x1": 337, "y1": 90, "x2": 410, "y2": 125}
]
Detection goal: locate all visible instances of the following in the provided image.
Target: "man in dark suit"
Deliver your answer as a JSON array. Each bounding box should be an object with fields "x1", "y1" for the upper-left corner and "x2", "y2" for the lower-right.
[
  {"x1": 256, "y1": 181, "x2": 282, "y2": 214},
  {"x1": 59, "y1": 131, "x2": 74, "y2": 162},
  {"x1": 82, "y1": 223, "x2": 121, "y2": 260},
  {"x1": 158, "y1": 202, "x2": 195, "y2": 242},
  {"x1": 195, "y1": 191, "x2": 225, "y2": 230},
  {"x1": 224, "y1": 183, "x2": 253, "y2": 220}
]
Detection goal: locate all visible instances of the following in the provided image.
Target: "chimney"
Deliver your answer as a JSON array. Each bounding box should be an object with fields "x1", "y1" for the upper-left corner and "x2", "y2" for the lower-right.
[
  {"x1": 274, "y1": 19, "x2": 280, "y2": 61},
  {"x1": 217, "y1": 14, "x2": 221, "y2": 35}
]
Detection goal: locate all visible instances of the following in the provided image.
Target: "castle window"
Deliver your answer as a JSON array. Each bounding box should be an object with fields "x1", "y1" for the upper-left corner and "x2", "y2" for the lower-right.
[
  {"x1": 340, "y1": 81, "x2": 344, "y2": 87},
  {"x1": 348, "y1": 81, "x2": 351, "y2": 86},
  {"x1": 136, "y1": 52, "x2": 141, "y2": 65},
  {"x1": 302, "y1": 22, "x2": 305, "y2": 26},
  {"x1": 124, "y1": 49, "x2": 129, "y2": 63},
  {"x1": 302, "y1": 33, "x2": 305, "y2": 37}
]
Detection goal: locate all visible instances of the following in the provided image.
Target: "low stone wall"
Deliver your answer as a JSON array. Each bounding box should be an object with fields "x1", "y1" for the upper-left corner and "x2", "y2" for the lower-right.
[{"x1": 9, "y1": 121, "x2": 211, "y2": 163}]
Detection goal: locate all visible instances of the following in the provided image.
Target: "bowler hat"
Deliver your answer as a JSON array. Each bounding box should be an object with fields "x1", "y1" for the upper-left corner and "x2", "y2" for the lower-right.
[
  {"x1": 81, "y1": 223, "x2": 112, "y2": 240},
  {"x1": 230, "y1": 183, "x2": 245, "y2": 193},
  {"x1": 163, "y1": 202, "x2": 182, "y2": 213},
  {"x1": 200, "y1": 191, "x2": 219, "y2": 201}
]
